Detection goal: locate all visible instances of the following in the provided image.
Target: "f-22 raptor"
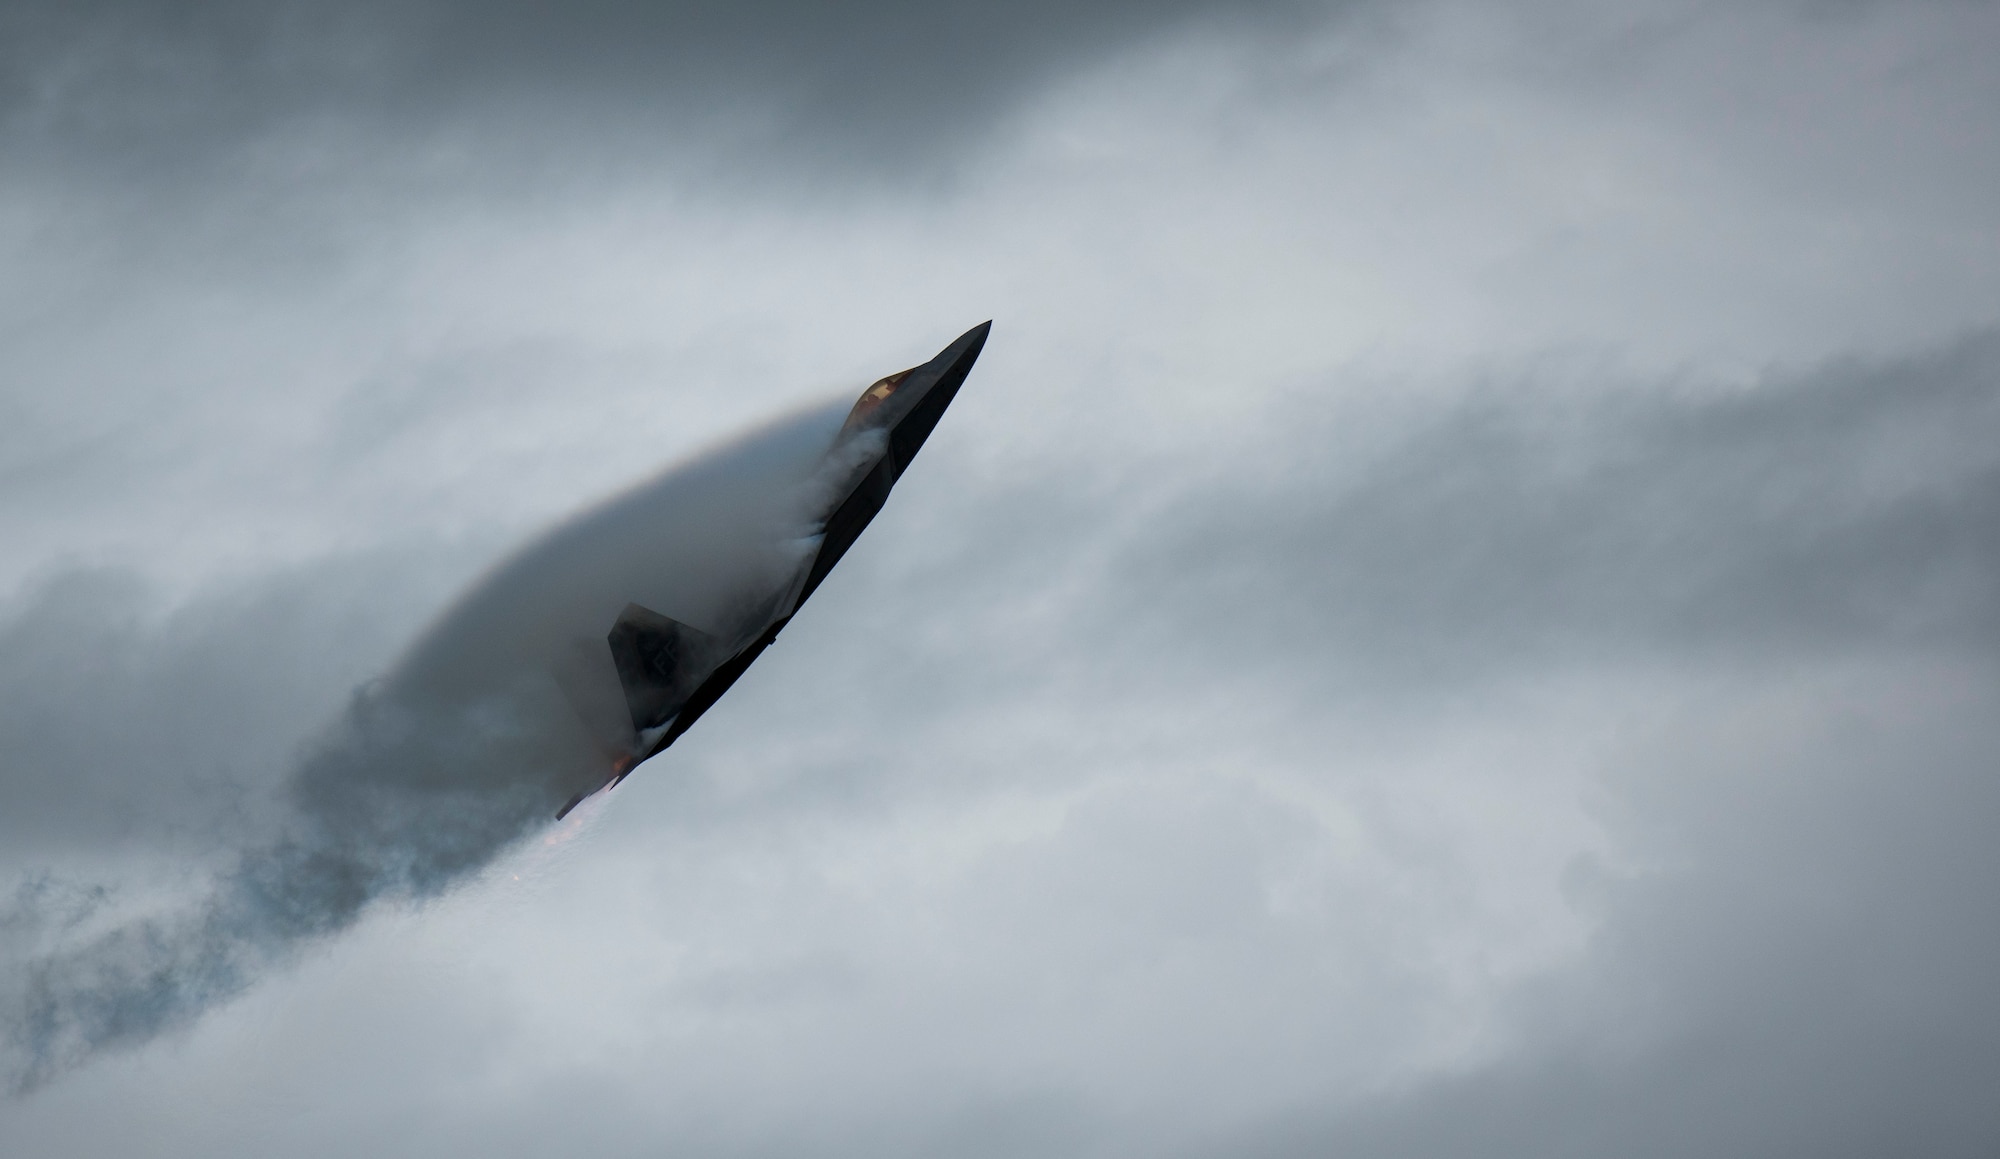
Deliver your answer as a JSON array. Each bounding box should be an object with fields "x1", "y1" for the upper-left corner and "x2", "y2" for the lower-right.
[{"x1": 557, "y1": 321, "x2": 990, "y2": 818}]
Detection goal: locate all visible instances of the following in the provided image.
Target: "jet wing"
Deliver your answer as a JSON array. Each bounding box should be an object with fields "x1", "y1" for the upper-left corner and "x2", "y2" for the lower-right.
[{"x1": 605, "y1": 601, "x2": 730, "y2": 740}]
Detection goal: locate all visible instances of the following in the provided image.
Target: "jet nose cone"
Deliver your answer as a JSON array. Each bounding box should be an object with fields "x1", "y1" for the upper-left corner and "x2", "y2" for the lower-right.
[
  {"x1": 913, "y1": 321, "x2": 991, "y2": 390},
  {"x1": 937, "y1": 321, "x2": 990, "y2": 376},
  {"x1": 931, "y1": 322, "x2": 990, "y2": 392}
]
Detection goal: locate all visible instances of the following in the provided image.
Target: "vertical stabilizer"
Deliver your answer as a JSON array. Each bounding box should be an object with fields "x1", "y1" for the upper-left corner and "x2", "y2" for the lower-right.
[{"x1": 605, "y1": 603, "x2": 728, "y2": 734}]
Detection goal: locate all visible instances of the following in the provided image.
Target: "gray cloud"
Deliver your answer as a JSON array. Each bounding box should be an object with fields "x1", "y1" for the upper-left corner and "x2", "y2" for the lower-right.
[
  {"x1": 1109, "y1": 333, "x2": 2000, "y2": 702},
  {"x1": 0, "y1": 0, "x2": 1324, "y2": 189},
  {"x1": 1097, "y1": 334, "x2": 2000, "y2": 1159},
  {"x1": 1204, "y1": 668, "x2": 2000, "y2": 1159},
  {"x1": 0, "y1": 557, "x2": 445, "y2": 862}
]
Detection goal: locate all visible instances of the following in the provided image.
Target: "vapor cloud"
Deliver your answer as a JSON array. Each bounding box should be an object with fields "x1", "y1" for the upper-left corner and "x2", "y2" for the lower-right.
[{"x1": 0, "y1": 402, "x2": 850, "y2": 1090}]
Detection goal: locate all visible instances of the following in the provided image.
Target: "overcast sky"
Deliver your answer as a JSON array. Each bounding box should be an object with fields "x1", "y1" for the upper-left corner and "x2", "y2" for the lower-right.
[{"x1": 3, "y1": 0, "x2": 1999, "y2": 1154}]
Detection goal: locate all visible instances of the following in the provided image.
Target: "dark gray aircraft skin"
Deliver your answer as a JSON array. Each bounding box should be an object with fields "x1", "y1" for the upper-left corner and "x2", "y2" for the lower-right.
[{"x1": 557, "y1": 321, "x2": 990, "y2": 818}]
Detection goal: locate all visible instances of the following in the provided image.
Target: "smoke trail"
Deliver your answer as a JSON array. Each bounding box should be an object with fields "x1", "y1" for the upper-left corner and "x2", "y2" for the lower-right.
[{"x1": 0, "y1": 399, "x2": 854, "y2": 1092}]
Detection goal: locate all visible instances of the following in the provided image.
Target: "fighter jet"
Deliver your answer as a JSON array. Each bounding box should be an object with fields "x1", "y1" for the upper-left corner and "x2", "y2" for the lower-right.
[{"x1": 555, "y1": 321, "x2": 990, "y2": 818}]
